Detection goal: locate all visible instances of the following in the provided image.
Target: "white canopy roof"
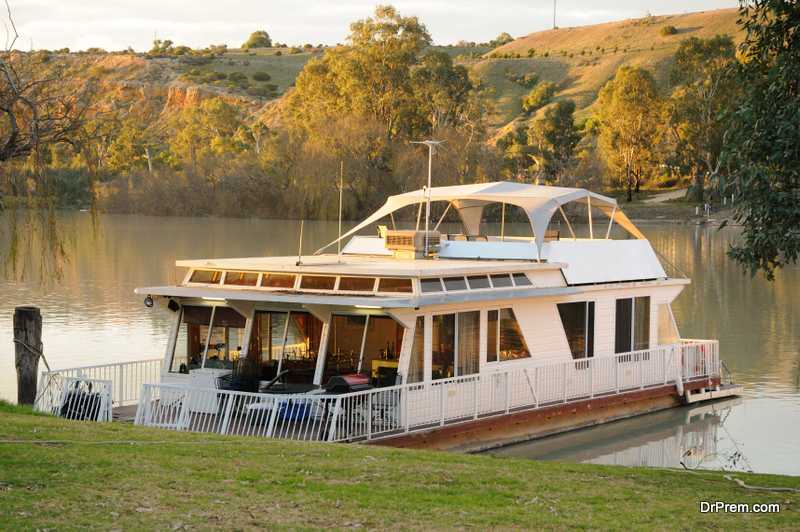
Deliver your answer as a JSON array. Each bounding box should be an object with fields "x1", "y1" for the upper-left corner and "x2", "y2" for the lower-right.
[{"x1": 316, "y1": 182, "x2": 644, "y2": 258}]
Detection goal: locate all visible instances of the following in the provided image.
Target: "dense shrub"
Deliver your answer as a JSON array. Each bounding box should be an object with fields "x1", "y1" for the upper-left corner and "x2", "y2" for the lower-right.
[
  {"x1": 228, "y1": 72, "x2": 248, "y2": 83},
  {"x1": 660, "y1": 25, "x2": 678, "y2": 36},
  {"x1": 522, "y1": 81, "x2": 555, "y2": 113},
  {"x1": 523, "y1": 72, "x2": 540, "y2": 88},
  {"x1": 252, "y1": 71, "x2": 271, "y2": 81}
]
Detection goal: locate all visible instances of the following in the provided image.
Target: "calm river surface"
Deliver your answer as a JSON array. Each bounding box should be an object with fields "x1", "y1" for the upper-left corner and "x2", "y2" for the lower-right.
[{"x1": 1, "y1": 213, "x2": 798, "y2": 476}]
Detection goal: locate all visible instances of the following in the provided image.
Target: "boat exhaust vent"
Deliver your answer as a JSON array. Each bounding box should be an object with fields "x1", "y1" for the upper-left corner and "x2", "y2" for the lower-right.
[{"x1": 384, "y1": 230, "x2": 441, "y2": 258}]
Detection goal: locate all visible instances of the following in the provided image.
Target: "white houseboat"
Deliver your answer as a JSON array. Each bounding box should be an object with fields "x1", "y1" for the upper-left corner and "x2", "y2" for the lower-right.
[{"x1": 36, "y1": 182, "x2": 742, "y2": 451}]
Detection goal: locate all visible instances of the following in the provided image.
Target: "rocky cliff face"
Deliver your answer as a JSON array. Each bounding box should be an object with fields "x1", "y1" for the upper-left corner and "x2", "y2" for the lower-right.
[{"x1": 103, "y1": 80, "x2": 265, "y2": 118}]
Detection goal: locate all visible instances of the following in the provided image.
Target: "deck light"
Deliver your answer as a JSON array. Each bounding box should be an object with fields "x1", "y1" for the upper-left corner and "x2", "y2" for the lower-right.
[{"x1": 144, "y1": 296, "x2": 154, "y2": 308}]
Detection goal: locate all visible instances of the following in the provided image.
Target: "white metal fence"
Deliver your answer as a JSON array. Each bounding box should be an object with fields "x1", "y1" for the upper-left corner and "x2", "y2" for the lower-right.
[
  {"x1": 34, "y1": 374, "x2": 113, "y2": 422},
  {"x1": 135, "y1": 341, "x2": 719, "y2": 442},
  {"x1": 36, "y1": 358, "x2": 163, "y2": 408}
]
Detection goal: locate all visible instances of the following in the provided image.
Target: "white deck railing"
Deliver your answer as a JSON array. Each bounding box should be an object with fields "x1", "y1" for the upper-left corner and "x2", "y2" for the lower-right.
[
  {"x1": 134, "y1": 341, "x2": 718, "y2": 442},
  {"x1": 34, "y1": 374, "x2": 114, "y2": 422},
  {"x1": 36, "y1": 358, "x2": 163, "y2": 408}
]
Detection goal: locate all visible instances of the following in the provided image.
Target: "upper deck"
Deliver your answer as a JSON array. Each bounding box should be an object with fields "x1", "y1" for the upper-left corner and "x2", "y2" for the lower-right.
[{"x1": 136, "y1": 182, "x2": 678, "y2": 305}]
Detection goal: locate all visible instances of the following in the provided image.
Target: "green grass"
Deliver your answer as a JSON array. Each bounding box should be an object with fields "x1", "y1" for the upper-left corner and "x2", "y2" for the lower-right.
[{"x1": 1, "y1": 403, "x2": 798, "y2": 529}]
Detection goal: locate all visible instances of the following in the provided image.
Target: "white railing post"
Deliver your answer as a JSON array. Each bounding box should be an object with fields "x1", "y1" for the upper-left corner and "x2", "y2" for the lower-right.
[
  {"x1": 119, "y1": 365, "x2": 124, "y2": 405},
  {"x1": 177, "y1": 389, "x2": 190, "y2": 431},
  {"x1": 404, "y1": 388, "x2": 409, "y2": 434},
  {"x1": 367, "y1": 393, "x2": 373, "y2": 441},
  {"x1": 440, "y1": 384, "x2": 445, "y2": 426},
  {"x1": 563, "y1": 365, "x2": 567, "y2": 403},
  {"x1": 134, "y1": 385, "x2": 149, "y2": 425},
  {"x1": 473, "y1": 378, "x2": 478, "y2": 420},
  {"x1": 219, "y1": 392, "x2": 233, "y2": 435},
  {"x1": 505, "y1": 372, "x2": 510, "y2": 413},
  {"x1": 589, "y1": 360, "x2": 594, "y2": 398},
  {"x1": 34, "y1": 372, "x2": 48, "y2": 412},
  {"x1": 326, "y1": 397, "x2": 341, "y2": 442},
  {"x1": 640, "y1": 353, "x2": 644, "y2": 389}
]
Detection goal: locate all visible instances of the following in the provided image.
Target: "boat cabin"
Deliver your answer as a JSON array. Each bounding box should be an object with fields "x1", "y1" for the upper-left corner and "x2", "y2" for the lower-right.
[{"x1": 137, "y1": 182, "x2": 686, "y2": 393}]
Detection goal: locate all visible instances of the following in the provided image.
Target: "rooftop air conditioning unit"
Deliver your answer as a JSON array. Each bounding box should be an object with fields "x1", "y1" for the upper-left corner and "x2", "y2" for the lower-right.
[{"x1": 384, "y1": 230, "x2": 441, "y2": 258}]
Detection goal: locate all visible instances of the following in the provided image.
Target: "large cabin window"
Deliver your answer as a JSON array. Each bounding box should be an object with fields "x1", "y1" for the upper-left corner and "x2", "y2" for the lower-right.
[
  {"x1": 432, "y1": 311, "x2": 480, "y2": 380},
  {"x1": 252, "y1": 312, "x2": 290, "y2": 380},
  {"x1": 281, "y1": 312, "x2": 323, "y2": 383},
  {"x1": 323, "y1": 315, "x2": 366, "y2": 383},
  {"x1": 615, "y1": 297, "x2": 650, "y2": 353},
  {"x1": 249, "y1": 311, "x2": 322, "y2": 384},
  {"x1": 657, "y1": 303, "x2": 680, "y2": 344},
  {"x1": 487, "y1": 308, "x2": 531, "y2": 362},
  {"x1": 557, "y1": 302, "x2": 595, "y2": 365},
  {"x1": 323, "y1": 315, "x2": 404, "y2": 387},
  {"x1": 408, "y1": 316, "x2": 425, "y2": 384},
  {"x1": 169, "y1": 306, "x2": 246, "y2": 373},
  {"x1": 362, "y1": 316, "x2": 404, "y2": 387}
]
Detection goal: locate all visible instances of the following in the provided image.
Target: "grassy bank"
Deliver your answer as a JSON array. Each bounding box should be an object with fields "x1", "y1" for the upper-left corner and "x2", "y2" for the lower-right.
[{"x1": 1, "y1": 404, "x2": 797, "y2": 530}]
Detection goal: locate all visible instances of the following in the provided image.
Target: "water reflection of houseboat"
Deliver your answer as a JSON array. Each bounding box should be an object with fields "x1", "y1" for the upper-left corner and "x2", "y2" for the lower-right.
[
  {"x1": 36, "y1": 182, "x2": 743, "y2": 450},
  {"x1": 485, "y1": 397, "x2": 743, "y2": 470}
]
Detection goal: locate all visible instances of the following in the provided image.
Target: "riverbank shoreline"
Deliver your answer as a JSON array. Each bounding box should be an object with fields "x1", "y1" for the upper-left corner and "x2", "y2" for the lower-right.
[{"x1": 1, "y1": 403, "x2": 798, "y2": 529}]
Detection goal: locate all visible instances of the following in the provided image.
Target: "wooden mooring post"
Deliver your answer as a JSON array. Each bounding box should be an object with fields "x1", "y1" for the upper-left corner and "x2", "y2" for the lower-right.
[{"x1": 13, "y1": 306, "x2": 43, "y2": 405}]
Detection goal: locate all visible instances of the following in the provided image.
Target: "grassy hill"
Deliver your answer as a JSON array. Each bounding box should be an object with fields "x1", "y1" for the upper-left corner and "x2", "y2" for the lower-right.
[
  {"x1": 458, "y1": 8, "x2": 742, "y2": 134},
  {"x1": 55, "y1": 8, "x2": 743, "y2": 142}
]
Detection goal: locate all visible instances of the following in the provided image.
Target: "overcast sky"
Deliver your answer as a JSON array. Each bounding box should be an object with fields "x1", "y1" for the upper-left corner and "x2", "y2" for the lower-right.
[{"x1": 8, "y1": 1, "x2": 739, "y2": 52}]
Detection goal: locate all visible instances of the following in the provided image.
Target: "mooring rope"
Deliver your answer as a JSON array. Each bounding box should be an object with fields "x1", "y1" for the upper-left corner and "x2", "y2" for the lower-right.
[{"x1": 12, "y1": 338, "x2": 50, "y2": 371}]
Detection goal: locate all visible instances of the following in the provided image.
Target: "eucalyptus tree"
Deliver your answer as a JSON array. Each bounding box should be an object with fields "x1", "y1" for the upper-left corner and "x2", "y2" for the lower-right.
[
  {"x1": 597, "y1": 66, "x2": 666, "y2": 202},
  {"x1": 538, "y1": 99, "x2": 581, "y2": 185},
  {"x1": 242, "y1": 30, "x2": 272, "y2": 50},
  {"x1": 403, "y1": 50, "x2": 474, "y2": 137},
  {"x1": 714, "y1": 0, "x2": 799, "y2": 280},
  {"x1": 669, "y1": 35, "x2": 739, "y2": 202},
  {"x1": 168, "y1": 99, "x2": 251, "y2": 165},
  {"x1": 289, "y1": 5, "x2": 431, "y2": 137}
]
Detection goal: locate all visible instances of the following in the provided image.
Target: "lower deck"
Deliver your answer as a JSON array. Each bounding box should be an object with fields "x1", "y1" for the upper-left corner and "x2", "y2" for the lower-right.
[{"x1": 36, "y1": 339, "x2": 740, "y2": 450}]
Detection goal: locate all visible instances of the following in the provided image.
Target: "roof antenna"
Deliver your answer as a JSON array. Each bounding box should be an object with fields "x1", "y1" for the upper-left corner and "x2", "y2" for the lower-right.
[
  {"x1": 337, "y1": 161, "x2": 343, "y2": 263},
  {"x1": 296, "y1": 220, "x2": 304, "y2": 266},
  {"x1": 410, "y1": 139, "x2": 443, "y2": 258}
]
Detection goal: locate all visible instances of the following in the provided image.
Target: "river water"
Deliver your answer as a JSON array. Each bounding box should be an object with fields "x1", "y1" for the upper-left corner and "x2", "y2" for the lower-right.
[{"x1": 1, "y1": 213, "x2": 798, "y2": 476}]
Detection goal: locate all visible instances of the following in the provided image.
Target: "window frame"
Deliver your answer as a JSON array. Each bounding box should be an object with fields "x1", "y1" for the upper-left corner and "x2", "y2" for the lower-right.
[{"x1": 485, "y1": 306, "x2": 532, "y2": 364}]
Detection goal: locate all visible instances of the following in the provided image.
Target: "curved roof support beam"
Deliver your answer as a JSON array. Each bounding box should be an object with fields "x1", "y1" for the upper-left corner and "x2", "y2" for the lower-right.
[{"x1": 313, "y1": 182, "x2": 645, "y2": 257}]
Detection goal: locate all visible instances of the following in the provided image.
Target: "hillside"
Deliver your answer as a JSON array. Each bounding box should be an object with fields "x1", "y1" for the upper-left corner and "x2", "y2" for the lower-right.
[
  {"x1": 79, "y1": 8, "x2": 742, "y2": 140},
  {"x1": 461, "y1": 8, "x2": 742, "y2": 134}
]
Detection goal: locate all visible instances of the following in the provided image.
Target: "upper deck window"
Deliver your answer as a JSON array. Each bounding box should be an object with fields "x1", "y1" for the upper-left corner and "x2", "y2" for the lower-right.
[
  {"x1": 378, "y1": 278, "x2": 413, "y2": 293},
  {"x1": 466, "y1": 275, "x2": 490, "y2": 289},
  {"x1": 338, "y1": 277, "x2": 377, "y2": 292},
  {"x1": 223, "y1": 271, "x2": 259, "y2": 287},
  {"x1": 261, "y1": 274, "x2": 296, "y2": 289},
  {"x1": 300, "y1": 275, "x2": 337, "y2": 291},
  {"x1": 512, "y1": 273, "x2": 533, "y2": 286},
  {"x1": 443, "y1": 276, "x2": 468, "y2": 291},
  {"x1": 490, "y1": 274, "x2": 513, "y2": 288},
  {"x1": 189, "y1": 270, "x2": 222, "y2": 284},
  {"x1": 420, "y1": 278, "x2": 443, "y2": 293}
]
